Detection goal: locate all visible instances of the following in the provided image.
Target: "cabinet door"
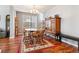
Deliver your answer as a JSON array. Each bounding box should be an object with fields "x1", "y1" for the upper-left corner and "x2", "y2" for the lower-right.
[{"x1": 51, "y1": 19, "x2": 55, "y2": 34}]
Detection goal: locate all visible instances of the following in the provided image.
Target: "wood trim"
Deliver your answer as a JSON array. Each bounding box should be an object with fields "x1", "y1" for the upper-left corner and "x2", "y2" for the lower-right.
[{"x1": 15, "y1": 16, "x2": 19, "y2": 36}]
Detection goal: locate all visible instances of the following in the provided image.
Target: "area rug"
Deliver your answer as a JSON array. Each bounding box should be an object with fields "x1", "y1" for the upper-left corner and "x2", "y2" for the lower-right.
[
  {"x1": 25, "y1": 38, "x2": 78, "y2": 53},
  {"x1": 21, "y1": 39, "x2": 53, "y2": 53}
]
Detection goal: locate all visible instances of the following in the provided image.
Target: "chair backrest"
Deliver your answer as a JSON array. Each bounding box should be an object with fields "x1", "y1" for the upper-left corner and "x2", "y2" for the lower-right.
[
  {"x1": 32, "y1": 31, "x2": 39, "y2": 37},
  {"x1": 38, "y1": 29, "x2": 45, "y2": 37}
]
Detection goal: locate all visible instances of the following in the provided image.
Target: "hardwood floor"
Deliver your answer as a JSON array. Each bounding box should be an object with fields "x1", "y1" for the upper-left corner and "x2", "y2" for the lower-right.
[
  {"x1": 0, "y1": 36, "x2": 22, "y2": 53},
  {"x1": 0, "y1": 36, "x2": 78, "y2": 53}
]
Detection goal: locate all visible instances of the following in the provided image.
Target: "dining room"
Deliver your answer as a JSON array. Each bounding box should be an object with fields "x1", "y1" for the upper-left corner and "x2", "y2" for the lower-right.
[{"x1": 0, "y1": 5, "x2": 78, "y2": 53}]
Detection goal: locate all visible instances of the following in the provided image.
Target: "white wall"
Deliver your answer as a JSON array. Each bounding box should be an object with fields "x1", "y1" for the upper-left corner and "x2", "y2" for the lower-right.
[
  {"x1": 0, "y1": 5, "x2": 10, "y2": 31},
  {"x1": 10, "y1": 6, "x2": 16, "y2": 38},
  {"x1": 44, "y1": 5, "x2": 79, "y2": 38}
]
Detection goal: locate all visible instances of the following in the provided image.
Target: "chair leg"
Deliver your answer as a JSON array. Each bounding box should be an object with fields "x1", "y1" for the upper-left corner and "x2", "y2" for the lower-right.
[{"x1": 33, "y1": 37, "x2": 37, "y2": 47}]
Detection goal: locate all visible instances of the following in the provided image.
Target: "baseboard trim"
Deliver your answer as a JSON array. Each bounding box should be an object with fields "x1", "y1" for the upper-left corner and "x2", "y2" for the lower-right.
[
  {"x1": 61, "y1": 33, "x2": 79, "y2": 41},
  {"x1": 62, "y1": 39, "x2": 78, "y2": 47}
]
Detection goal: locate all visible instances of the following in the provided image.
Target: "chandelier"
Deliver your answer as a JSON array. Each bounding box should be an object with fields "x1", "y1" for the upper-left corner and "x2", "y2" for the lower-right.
[{"x1": 30, "y1": 5, "x2": 39, "y2": 14}]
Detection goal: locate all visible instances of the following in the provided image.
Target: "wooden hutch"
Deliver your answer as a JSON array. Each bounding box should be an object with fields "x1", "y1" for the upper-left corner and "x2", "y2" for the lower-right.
[{"x1": 44, "y1": 15, "x2": 61, "y2": 41}]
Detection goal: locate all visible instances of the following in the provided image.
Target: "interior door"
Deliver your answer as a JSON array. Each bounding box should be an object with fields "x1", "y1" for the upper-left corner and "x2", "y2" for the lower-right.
[{"x1": 6, "y1": 15, "x2": 10, "y2": 37}]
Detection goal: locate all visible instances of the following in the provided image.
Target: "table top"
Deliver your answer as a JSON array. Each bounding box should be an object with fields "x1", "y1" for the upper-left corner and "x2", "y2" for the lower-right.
[{"x1": 25, "y1": 28, "x2": 37, "y2": 31}]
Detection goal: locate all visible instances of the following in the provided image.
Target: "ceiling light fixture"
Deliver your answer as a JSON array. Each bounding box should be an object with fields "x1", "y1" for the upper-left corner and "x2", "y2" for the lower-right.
[{"x1": 30, "y1": 5, "x2": 39, "y2": 14}]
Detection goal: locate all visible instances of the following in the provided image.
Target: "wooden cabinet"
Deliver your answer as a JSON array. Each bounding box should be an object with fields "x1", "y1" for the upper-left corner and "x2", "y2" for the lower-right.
[
  {"x1": 44, "y1": 15, "x2": 61, "y2": 41},
  {"x1": 15, "y1": 17, "x2": 19, "y2": 36},
  {"x1": 44, "y1": 16, "x2": 55, "y2": 34},
  {"x1": 55, "y1": 15, "x2": 61, "y2": 34},
  {"x1": 55, "y1": 15, "x2": 61, "y2": 41}
]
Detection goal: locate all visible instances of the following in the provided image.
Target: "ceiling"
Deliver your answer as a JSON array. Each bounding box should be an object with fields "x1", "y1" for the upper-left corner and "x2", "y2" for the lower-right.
[{"x1": 13, "y1": 5, "x2": 55, "y2": 13}]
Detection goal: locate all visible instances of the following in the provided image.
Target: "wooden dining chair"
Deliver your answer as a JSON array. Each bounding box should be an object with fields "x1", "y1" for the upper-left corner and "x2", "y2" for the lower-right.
[
  {"x1": 37, "y1": 30, "x2": 45, "y2": 44},
  {"x1": 31, "y1": 31, "x2": 39, "y2": 46},
  {"x1": 23, "y1": 30, "x2": 33, "y2": 47}
]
